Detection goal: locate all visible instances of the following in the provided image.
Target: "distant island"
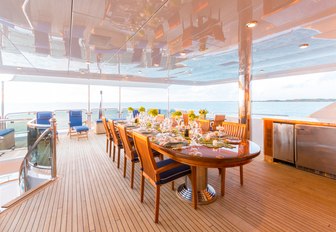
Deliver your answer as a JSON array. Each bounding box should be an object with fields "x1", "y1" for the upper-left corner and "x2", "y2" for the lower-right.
[{"x1": 254, "y1": 99, "x2": 336, "y2": 102}]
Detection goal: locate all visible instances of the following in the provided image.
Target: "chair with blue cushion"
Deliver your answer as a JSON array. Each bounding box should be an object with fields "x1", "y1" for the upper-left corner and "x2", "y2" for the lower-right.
[
  {"x1": 36, "y1": 111, "x2": 59, "y2": 140},
  {"x1": 132, "y1": 132, "x2": 191, "y2": 223},
  {"x1": 133, "y1": 109, "x2": 139, "y2": 118},
  {"x1": 117, "y1": 124, "x2": 139, "y2": 189},
  {"x1": 68, "y1": 110, "x2": 89, "y2": 140},
  {"x1": 36, "y1": 111, "x2": 53, "y2": 125}
]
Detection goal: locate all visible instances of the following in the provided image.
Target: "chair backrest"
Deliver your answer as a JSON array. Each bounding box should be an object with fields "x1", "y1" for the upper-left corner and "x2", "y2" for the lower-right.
[
  {"x1": 133, "y1": 109, "x2": 139, "y2": 118},
  {"x1": 117, "y1": 124, "x2": 135, "y2": 160},
  {"x1": 156, "y1": 114, "x2": 165, "y2": 123},
  {"x1": 69, "y1": 110, "x2": 83, "y2": 127},
  {"x1": 182, "y1": 113, "x2": 188, "y2": 126},
  {"x1": 36, "y1": 111, "x2": 53, "y2": 125},
  {"x1": 221, "y1": 122, "x2": 246, "y2": 139},
  {"x1": 101, "y1": 116, "x2": 111, "y2": 140},
  {"x1": 197, "y1": 119, "x2": 210, "y2": 133},
  {"x1": 213, "y1": 114, "x2": 226, "y2": 130},
  {"x1": 133, "y1": 132, "x2": 158, "y2": 182},
  {"x1": 108, "y1": 119, "x2": 121, "y2": 146}
]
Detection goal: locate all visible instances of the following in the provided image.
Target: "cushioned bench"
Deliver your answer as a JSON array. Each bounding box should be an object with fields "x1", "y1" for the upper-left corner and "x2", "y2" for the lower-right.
[{"x1": 0, "y1": 128, "x2": 15, "y2": 150}]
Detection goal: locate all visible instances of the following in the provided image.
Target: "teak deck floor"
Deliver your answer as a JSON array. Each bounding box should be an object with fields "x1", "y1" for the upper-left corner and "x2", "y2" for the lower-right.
[{"x1": 1, "y1": 133, "x2": 336, "y2": 231}]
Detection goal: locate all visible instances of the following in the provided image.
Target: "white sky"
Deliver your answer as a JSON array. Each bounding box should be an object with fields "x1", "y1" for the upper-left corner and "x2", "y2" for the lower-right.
[{"x1": 0, "y1": 71, "x2": 335, "y2": 103}]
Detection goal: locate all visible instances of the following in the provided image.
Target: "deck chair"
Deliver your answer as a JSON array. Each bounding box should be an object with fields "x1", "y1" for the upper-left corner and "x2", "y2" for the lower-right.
[
  {"x1": 182, "y1": 113, "x2": 189, "y2": 126},
  {"x1": 132, "y1": 132, "x2": 191, "y2": 223},
  {"x1": 197, "y1": 119, "x2": 210, "y2": 133},
  {"x1": 117, "y1": 124, "x2": 139, "y2": 189},
  {"x1": 156, "y1": 114, "x2": 165, "y2": 123},
  {"x1": 68, "y1": 110, "x2": 89, "y2": 140},
  {"x1": 36, "y1": 111, "x2": 58, "y2": 140},
  {"x1": 108, "y1": 119, "x2": 123, "y2": 168},
  {"x1": 102, "y1": 117, "x2": 113, "y2": 157},
  {"x1": 211, "y1": 114, "x2": 226, "y2": 130},
  {"x1": 219, "y1": 122, "x2": 246, "y2": 196},
  {"x1": 36, "y1": 111, "x2": 53, "y2": 132}
]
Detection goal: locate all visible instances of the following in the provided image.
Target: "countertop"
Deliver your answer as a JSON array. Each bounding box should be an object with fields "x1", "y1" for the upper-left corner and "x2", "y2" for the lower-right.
[{"x1": 263, "y1": 116, "x2": 336, "y2": 127}]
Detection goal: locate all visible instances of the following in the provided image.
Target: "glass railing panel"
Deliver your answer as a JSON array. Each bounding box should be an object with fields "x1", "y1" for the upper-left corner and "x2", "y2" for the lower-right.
[
  {"x1": 91, "y1": 108, "x2": 120, "y2": 121},
  {"x1": 3, "y1": 112, "x2": 36, "y2": 149},
  {"x1": 18, "y1": 118, "x2": 57, "y2": 194}
]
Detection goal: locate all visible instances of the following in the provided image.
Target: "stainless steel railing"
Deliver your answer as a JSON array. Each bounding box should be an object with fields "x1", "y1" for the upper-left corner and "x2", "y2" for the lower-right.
[{"x1": 19, "y1": 117, "x2": 57, "y2": 193}]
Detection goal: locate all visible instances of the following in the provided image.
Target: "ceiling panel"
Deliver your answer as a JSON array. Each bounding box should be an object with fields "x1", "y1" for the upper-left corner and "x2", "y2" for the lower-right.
[{"x1": 0, "y1": 0, "x2": 336, "y2": 85}]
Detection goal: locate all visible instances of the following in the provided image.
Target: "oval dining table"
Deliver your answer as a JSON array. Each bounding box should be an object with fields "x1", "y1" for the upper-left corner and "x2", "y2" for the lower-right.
[{"x1": 150, "y1": 140, "x2": 261, "y2": 209}]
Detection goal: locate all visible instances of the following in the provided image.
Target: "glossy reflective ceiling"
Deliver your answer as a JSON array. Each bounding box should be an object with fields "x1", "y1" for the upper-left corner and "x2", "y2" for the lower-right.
[{"x1": 0, "y1": 0, "x2": 336, "y2": 85}]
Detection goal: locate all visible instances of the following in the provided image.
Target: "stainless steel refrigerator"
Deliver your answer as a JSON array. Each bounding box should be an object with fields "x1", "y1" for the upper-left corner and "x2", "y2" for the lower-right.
[{"x1": 296, "y1": 124, "x2": 336, "y2": 176}]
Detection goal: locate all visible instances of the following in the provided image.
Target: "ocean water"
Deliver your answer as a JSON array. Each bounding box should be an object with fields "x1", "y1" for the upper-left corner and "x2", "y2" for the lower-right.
[{"x1": 5, "y1": 101, "x2": 334, "y2": 118}]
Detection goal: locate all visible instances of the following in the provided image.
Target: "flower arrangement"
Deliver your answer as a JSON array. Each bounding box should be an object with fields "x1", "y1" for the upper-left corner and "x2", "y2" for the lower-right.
[
  {"x1": 128, "y1": 107, "x2": 134, "y2": 112},
  {"x1": 171, "y1": 110, "x2": 182, "y2": 118},
  {"x1": 138, "y1": 106, "x2": 146, "y2": 113},
  {"x1": 188, "y1": 110, "x2": 196, "y2": 121},
  {"x1": 148, "y1": 108, "x2": 159, "y2": 117},
  {"x1": 199, "y1": 109, "x2": 208, "y2": 115}
]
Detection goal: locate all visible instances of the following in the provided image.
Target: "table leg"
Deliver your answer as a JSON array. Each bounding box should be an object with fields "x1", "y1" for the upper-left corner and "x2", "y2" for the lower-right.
[{"x1": 176, "y1": 167, "x2": 217, "y2": 205}]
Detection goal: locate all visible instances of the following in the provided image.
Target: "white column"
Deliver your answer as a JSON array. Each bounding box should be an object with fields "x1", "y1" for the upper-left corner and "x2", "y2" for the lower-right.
[
  {"x1": 238, "y1": 0, "x2": 253, "y2": 139},
  {"x1": 118, "y1": 86, "x2": 122, "y2": 118}
]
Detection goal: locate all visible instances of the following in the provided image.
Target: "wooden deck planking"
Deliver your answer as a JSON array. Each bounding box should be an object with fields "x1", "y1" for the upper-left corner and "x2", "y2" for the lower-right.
[{"x1": 1, "y1": 133, "x2": 336, "y2": 231}]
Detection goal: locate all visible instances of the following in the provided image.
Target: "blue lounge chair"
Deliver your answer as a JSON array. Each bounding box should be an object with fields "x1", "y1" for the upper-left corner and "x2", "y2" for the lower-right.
[
  {"x1": 68, "y1": 110, "x2": 89, "y2": 140},
  {"x1": 36, "y1": 111, "x2": 58, "y2": 140},
  {"x1": 36, "y1": 111, "x2": 53, "y2": 127}
]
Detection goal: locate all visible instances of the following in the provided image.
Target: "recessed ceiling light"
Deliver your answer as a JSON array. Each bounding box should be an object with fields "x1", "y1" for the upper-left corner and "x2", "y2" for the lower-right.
[
  {"x1": 180, "y1": 52, "x2": 186, "y2": 56},
  {"x1": 246, "y1": 21, "x2": 258, "y2": 28},
  {"x1": 17, "y1": 67, "x2": 22, "y2": 70},
  {"x1": 153, "y1": 63, "x2": 159, "y2": 67},
  {"x1": 299, "y1": 43, "x2": 309, "y2": 49}
]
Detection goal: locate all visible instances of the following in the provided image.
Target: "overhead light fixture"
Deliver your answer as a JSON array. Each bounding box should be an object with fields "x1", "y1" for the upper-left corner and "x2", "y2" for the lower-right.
[
  {"x1": 179, "y1": 52, "x2": 186, "y2": 56},
  {"x1": 299, "y1": 43, "x2": 309, "y2": 49},
  {"x1": 17, "y1": 67, "x2": 22, "y2": 70},
  {"x1": 153, "y1": 63, "x2": 159, "y2": 67},
  {"x1": 246, "y1": 21, "x2": 258, "y2": 28},
  {"x1": 138, "y1": 70, "x2": 142, "y2": 74}
]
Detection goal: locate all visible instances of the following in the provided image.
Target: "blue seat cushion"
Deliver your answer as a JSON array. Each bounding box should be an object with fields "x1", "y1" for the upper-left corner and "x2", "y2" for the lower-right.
[
  {"x1": 36, "y1": 111, "x2": 53, "y2": 125},
  {"x1": 96, "y1": 119, "x2": 103, "y2": 123},
  {"x1": 69, "y1": 110, "x2": 84, "y2": 127},
  {"x1": 73, "y1": 125, "x2": 89, "y2": 132},
  {"x1": 0, "y1": 128, "x2": 14, "y2": 136},
  {"x1": 132, "y1": 153, "x2": 139, "y2": 162},
  {"x1": 156, "y1": 159, "x2": 191, "y2": 185}
]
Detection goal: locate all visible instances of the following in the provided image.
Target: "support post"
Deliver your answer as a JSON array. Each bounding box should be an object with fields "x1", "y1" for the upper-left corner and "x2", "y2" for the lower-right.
[
  {"x1": 50, "y1": 117, "x2": 57, "y2": 178},
  {"x1": 1, "y1": 81, "x2": 4, "y2": 129},
  {"x1": 238, "y1": 0, "x2": 253, "y2": 139},
  {"x1": 87, "y1": 83, "x2": 92, "y2": 128},
  {"x1": 167, "y1": 87, "x2": 170, "y2": 117},
  {"x1": 119, "y1": 86, "x2": 122, "y2": 118}
]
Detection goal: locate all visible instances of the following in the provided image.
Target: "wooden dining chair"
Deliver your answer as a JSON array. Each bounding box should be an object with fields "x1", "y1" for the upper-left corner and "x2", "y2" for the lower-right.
[
  {"x1": 108, "y1": 119, "x2": 123, "y2": 168},
  {"x1": 132, "y1": 132, "x2": 191, "y2": 223},
  {"x1": 220, "y1": 121, "x2": 246, "y2": 196},
  {"x1": 211, "y1": 114, "x2": 226, "y2": 130},
  {"x1": 182, "y1": 113, "x2": 189, "y2": 126},
  {"x1": 117, "y1": 124, "x2": 139, "y2": 189},
  {"x1": 102, "y1": 117, "x2": 113, "y2": 157},
  {"x1": 197, "y1": 119, "x2": 210, "y2": 133},
  {"x1": 156, "y1": 114, "x2": 165, "y2": 123}
]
